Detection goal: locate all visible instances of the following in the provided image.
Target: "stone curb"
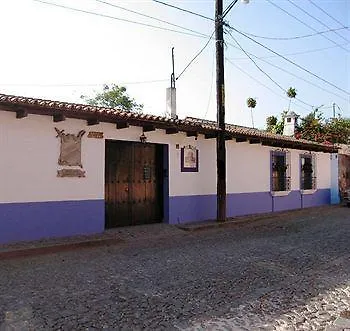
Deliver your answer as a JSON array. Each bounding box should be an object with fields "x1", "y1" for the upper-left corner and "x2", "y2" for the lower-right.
[
  {"x1": 176, "y1": 205, "x2": 341, "y2": 232},
  {"x1": 0, "y1": 238, "x2": 124, "y2": 260}
]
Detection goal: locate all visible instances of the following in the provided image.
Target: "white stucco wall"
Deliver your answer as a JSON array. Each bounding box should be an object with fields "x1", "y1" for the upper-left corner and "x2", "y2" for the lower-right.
[{"x1": 0, "y1": 109, "x2": 333, "y2": 204}]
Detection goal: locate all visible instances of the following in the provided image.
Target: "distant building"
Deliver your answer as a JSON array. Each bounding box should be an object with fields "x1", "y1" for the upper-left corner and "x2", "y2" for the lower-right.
[{"x1": 283, "y1": 111, "x2": 298, "y2": 136}]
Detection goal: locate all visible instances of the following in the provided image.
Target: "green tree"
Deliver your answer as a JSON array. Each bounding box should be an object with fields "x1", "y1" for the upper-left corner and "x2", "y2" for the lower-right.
[
  {"x1": 265, "y1": 111, "x2": 287, "y2": 134},
  {"x1": 286, "y1": 87, "x2": 297, "y2": 111},
  {"x1": 266, "y1": 115, "x2": 277, "y2": 133},
  {"x1": 81, "y1": 84, "x2": 143, "y2": 112},
  {"x1": 246, "y1": 97, "x2": 257, "y2": 128},
  {"x1": 297, "y1": 109, "x2": 324, "y2": 142},
  {"x1": 323, "y1": 117, "x2": 350, "y2": 144}
]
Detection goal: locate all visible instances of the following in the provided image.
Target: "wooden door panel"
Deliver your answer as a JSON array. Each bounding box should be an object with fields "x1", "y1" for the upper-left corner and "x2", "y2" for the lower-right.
[{"x1": 105, "y1": 141, "x2": 163, "y2": 228}]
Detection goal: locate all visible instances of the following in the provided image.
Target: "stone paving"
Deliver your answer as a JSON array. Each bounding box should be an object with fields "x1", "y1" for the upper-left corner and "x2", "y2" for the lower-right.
[{"x1": 0, "y1": 206, "x2": 349, "y2": 330}]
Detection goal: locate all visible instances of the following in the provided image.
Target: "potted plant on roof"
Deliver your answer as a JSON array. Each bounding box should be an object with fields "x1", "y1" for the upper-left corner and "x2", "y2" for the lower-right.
[{"x1": 246, "y1": 97, "x2": 257, "y2": 128}]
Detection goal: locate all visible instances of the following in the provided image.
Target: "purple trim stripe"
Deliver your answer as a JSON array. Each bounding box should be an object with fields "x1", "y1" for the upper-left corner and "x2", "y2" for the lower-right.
[
  {"x1": 169, "y1": 189, "x2": 330, "y2": 224},
  {"x1": 0, "y1": 200, "x2": 104, "y2": 244}
]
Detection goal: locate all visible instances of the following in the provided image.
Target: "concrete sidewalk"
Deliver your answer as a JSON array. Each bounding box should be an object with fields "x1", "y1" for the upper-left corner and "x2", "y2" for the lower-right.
[{"x1": 0, "y1": 205, "x2": 341, "y2": 259}]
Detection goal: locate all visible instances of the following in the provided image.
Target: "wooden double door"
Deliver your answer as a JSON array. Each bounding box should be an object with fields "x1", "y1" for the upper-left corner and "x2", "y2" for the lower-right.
[{"x1": 105, "y1": 140, "x2": 164, "y2": 228}]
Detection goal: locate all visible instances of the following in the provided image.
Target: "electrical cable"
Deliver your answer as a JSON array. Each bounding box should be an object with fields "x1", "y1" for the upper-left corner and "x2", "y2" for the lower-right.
[
  {"x1": 33, "y1": 0, "x2": 208, "y2": 38},
  {"x1": 265, "y1": 0, "x2": 350, "y2": 53},
  {"x1": 204, "y1": 50, "x2": 216, "y2": 119},
  {"x1": 222, "y1": 0, "x2": 239, "y2": 18},
  {"x1": 228, "y1": 31, "x2": 314, "y2": 108},
  {"x1": 228, "y1": 32, "x2": 285, "y2": 93},
  {"x1": 226, "y1": 38, "x2": 348, "y2": 102},
  {"x1": 286, "y1": 0, "x2": 350, "y2": 45},
  {"x1": 176, "y1": 30, "x2": 215, "y2": 80},
  {"x1": 227, "y1": 26, "x2": 350, "y2": 96},
  {"x1": 152, "y1": 0, "x2": 214, "y2": 22},
  {"x1": 225, "y1": 58, "x2": 310, "y2": 112},
  {"x1": 308, "y1": 0, "x2": 348, "y2": 29},
  {"x1": 0, "y1": 80, "x2": 169, "y2": 87},
  {"x1": 95, "y1": 0, "x2": 208, "y2": 38},
  {"x1": 229, "y1": 42, "x2": 350, "y2": 60},
  {"x1": 239, "y1": 27, "x2": 349, "y2": 41}
]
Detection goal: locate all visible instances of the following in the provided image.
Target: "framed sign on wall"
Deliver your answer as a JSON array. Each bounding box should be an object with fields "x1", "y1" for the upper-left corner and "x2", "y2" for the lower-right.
[{"x1": 181, "y1": 145, "x2": 199, "y2": 172}]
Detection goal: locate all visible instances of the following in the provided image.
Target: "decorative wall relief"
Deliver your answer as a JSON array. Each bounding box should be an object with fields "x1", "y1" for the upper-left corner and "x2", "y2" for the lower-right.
[
  {"x1": 55, "y1": 128, "x2": 85, "y2": 167},
  {"x1": 181, "y1": 145, "x2": 199, "y2": 172},
  {"x1": 55, "y1": 128, "x2": 86, "y2": 178}
]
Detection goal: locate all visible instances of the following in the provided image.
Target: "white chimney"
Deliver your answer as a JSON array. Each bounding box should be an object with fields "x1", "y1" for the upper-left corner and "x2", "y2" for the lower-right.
[
  {"x1": 283, "y1": 111, "x2": 297, "y2": 136},
  {"x1": 166, "y1": 87, "x2": 177, "y2": 119}
]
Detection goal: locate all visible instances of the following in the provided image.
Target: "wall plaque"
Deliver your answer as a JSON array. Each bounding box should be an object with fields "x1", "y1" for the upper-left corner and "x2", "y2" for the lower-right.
[
  {"x1": 181, "y1": 145, "x2": 199, "y2": 172},
  {"x1": 57, "y1": 169, "x2": 86, "y2": 178},
  {"x1": 55, "y1": 128, "x2": 85, "y2": 168},
  {"x1": 88, "y1": 131, "x2": 104, "y2": 139}
]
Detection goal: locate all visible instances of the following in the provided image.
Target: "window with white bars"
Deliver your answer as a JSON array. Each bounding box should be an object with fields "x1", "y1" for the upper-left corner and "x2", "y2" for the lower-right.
[
  {"x1": 271, "y1": 150, "x2": 291, "y2": 192},
  {"x1": 300, "y1": 154, "x2": 317, "y2": 190}
]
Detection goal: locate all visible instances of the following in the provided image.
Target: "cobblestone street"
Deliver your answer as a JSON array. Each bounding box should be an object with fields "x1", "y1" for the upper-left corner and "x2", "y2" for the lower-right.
[{"x1": 0, "y1": 206, "x2": 349, "y2": 330}]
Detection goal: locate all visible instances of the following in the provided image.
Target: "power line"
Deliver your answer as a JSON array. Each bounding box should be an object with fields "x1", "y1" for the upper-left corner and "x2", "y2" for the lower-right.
[
  {"x1": 152, "y1": 0, "x2": 214, "y2": 22},
  {"x1": 226, "y1": 38, "x2": 349, "y2": 102},
  {"x1": 176, "y1": 30, "x2": 215, "y2": 80},
  {"x1": 225, "y1": 58, "x2": 310, "y2": 112},
  {"x1": 0, "y1": 80, "x2": 168, "y2": 87},
  {"x1": 228, "y1": 31, "x2": 314, "y2": 108},
  {"x1": 228, "y1": 32, "x2": 285, "y2": 93},
  {"x1": 227, "y1": 26, "x2": 350, "y2": 96},
  {"x1": 286, "y1": 0, "x2": 350, "y2": 45},
  {"x1": 95, "y1": 0, "x2": 208, "y2": 38},
  {"x1": 265, "y1": 0, "x2": 350, "y2": 53},
  {"x1": 204, "y1": 50, "x2": 216, "y2": 119},
  {"x1": 229, "y1": 42, "x2": 350, "y2": 60},
  {"x1": 222, "y1": 0, "x2": 239, "y2": 18},
  {"x1": 308, "y1": 0, "x2": 347, "y2": 29},
  {"x1": 33, "y1": 0, "x2": 208, "y2": 39},
  {"x1": 240, "y1": 27, "x2": 349, "y2": 41}
]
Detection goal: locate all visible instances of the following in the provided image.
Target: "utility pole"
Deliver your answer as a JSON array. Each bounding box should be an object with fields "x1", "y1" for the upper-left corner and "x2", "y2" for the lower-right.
[{"x1": 215, "y1": 0, "x2": 226, "y2": 222}]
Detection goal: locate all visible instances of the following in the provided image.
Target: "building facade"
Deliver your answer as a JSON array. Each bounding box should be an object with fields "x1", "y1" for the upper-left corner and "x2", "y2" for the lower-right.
[{"x1": 0, "y1": 94, "x2": 338, "y2": 244}]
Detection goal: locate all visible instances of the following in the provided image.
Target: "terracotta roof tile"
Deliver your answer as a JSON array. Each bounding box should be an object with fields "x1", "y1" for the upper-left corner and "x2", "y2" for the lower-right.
[{"x1": 0, "y1": 93, "x2": 337, "y2": 153}]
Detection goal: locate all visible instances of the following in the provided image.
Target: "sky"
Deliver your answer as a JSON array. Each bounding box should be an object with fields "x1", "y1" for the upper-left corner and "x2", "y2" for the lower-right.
[{"x1": 0, "y1": 0, "x2": 349, "y2": 129}]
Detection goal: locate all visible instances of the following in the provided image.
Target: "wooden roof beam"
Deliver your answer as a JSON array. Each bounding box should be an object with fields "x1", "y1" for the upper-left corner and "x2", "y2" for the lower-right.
[
  {"x1": 16, "y1": 108, "x2": 28, "y2": 119},
  {"x1": 87, "y1": 118, "x2": 99, "y2": 126},
  {"x1": 249, "y1": 138, "x2": 261, "y2": 144},
  {"x1": 143, "y1": 125, "x2": 156, "y2": 132},
  {"x1": 235, "y1": 137, "x2": 247, "y2": 143},
  {"x1": 205, "y1": 132, "x2": 217, "y2": 139},
  {"x1": 186, "y1": 131, "x2": 198, "y2": 137},
  {"x1": 166, "y1": 128, "x2": 179, "y2": 134},
  {"x1": 53, "y1": 114, "x2": 66, "y2": 122},
  {"x1": 116, "y1": 121, "x2": 129, "y2": 129}
]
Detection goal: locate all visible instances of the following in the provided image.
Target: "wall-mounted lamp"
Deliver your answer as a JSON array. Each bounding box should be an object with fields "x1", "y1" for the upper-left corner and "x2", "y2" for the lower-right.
[{"x1": 140, "y1": 132, "x2": 147, "y2": 143}]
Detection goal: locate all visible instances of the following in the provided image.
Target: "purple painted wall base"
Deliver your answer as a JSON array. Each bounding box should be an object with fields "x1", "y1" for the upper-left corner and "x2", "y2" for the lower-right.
[
  {"x1": 169, "y1": 189, "x2": 331, "y2": 224},
  {"x1": 0, "y1": 200, "x2": 104, "y2": 244}
]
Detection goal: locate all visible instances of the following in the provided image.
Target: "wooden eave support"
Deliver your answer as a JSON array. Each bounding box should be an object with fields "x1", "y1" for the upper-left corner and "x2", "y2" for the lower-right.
[
  {"x1": 116, "y1": 121, "x2": 129, "y2": 129},
  {"x1": 205, "y1": 132, "x2": 217, "y2": 139},
  {"x1": 166, "y1": 128, "x2": 179, "y2": 134},
  {"x1": 249, "y1": 138, "x2": 261, "y2": 144},
  {"x1": 143, "y1": 125, "x2": 156, "y2": 132},
  {"x1": 235, "y1": 137, "x2": 247, "y2": 143},
  {"x1": 16, "y1": 109, "x2": 28, "y2": 119},
  {"x1": 87, "y1": 118, "x2": 99, "y2": 126},
  {"x1": 186, "y1": 131, "x2": 198, "y2": 137},
  {"x1": 53, "y1": 114, "x2": 66, "y2": 122}
]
